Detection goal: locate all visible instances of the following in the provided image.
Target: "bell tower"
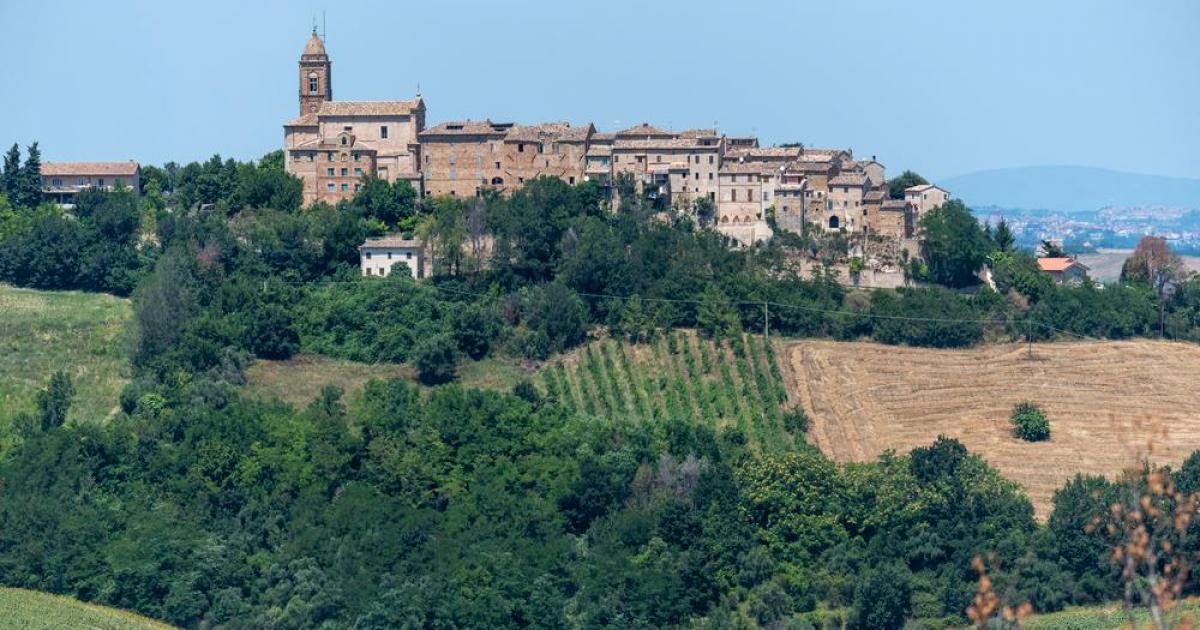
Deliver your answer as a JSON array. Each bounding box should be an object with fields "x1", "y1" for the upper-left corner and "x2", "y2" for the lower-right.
[{"x1": 299, "y1": 28, "x2": 331, "y2": 116}]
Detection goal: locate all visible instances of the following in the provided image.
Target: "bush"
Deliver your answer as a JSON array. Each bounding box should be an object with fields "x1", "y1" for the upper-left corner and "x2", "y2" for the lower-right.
[
  {"x1": 1011, "y1": 402, "x2": 1050, "y2": 441},
  {"x1": 782, "y1": 407, "x2": 810, "y2": 434},
  {"x1": 413, "y1": 333, "x2": 460, "y2": 385}
]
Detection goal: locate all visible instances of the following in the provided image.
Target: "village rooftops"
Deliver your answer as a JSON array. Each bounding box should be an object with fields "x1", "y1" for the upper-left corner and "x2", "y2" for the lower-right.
[
  {"x1": 864, "y1": 189, "x2": 886, "y2": 202},
  {"x1": 727, "y1": 146, "x2": 803, "y2": 161},
  {"x1": 613, "y1": 137, "x2": 710, "y2": 150},
  {"x1": 678, "y1": 128, "x2": 719, "y2": 139},
  {"x1": 359, "y1": 236, "x2": 422, "y2": 250},
  {"x1": 721, "y1": 161, "x2": 783, "y2": 175},
  {"x1": 829, "y1": 172, "x2": 869, "y2": 186},
  {"x1": 615, "y1": 122, "x2": 675, "y2": 139},
  {"x1": 504, "y1": 122, "x2": 594, "y2": 143},
  {"x1": 42, "y1": 161, "x2": 140, "y2": 177},
  {"x1": 419, "y1": 120, "x2": 514, "y2": 137}
]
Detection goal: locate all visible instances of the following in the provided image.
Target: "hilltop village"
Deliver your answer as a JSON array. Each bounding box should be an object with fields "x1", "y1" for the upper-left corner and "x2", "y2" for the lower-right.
[{"x1": 281, "y1": 30, "x2": 950, "y2": 256}]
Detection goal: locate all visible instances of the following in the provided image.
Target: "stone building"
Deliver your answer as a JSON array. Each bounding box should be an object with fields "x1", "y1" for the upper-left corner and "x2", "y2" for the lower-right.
[
  {"x1": 41, "y1": 161, "x2": 140, "y2": 207},
  {"x1": 417, "y1": 120, "x2": 513, "y2": 197},
  {"x1": 904, "y1": 183, "x2": 951, "y2": 225},
  {"x1": 359, "y1": 236, "x2": 425, "y2": 279},
  {"x1": 283, "y1": 30, "x2": 425, "y2": 206}
]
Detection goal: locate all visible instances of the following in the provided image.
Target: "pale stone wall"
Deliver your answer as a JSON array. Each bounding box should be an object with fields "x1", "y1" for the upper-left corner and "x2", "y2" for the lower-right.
[{"x1": 360, "y1": 246, "x2": 423, "y2": 279}]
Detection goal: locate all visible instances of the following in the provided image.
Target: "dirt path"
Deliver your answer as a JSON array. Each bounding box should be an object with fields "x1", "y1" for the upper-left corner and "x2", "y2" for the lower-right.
[{"x1": 783, "y1": 339, "x2": 1200, "y2": 518}]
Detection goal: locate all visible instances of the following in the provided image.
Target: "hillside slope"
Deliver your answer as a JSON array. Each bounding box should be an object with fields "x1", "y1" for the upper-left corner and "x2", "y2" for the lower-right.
[
  {"x1": 0, "y1": 587, "x2": 176, "y2": 629},
  {"x1": 783, "y1": 339, "x2": 1200, "y2": 517}
]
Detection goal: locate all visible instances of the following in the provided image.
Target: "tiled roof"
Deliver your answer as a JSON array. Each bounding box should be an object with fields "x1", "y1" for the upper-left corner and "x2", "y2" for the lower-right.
[
  {"x1": 318, "y1": 98, "x2": 424, "y2": 117},
  {"x1": 829, "y1": 172, "x2": 869, "y2": 186},
  {"x1": 586, "y1": 145, "x2": 613, "y2": 156},
  {"x1": 419, "y1": 120, "x2": 513, "y2": 137},
  {"x1": 790, "y1": 161, "x2": 835, "y2": 173},
  {"x1": 881, "y1": 199, "x2": 909, "y2": 210},
  {"x1": 361, "y1": 236, "x2": 422, "y2": 249},
  {"x1": 864, "y1": 190, "x2": 886, "y2": 202},
  {"x1": 1037, "y1": 257, "x2": 1087, "y2": 272},
  {"x1": 615, "y1": 123, "x2": 675, "y2": 138},
  {"x1": 613, "y1": 138, "x2": 704, "y2": 150},
  {"x1": 721, "y1": 161, "x2": 781, "y2": 175},
  {"x1": 284, "y1": 113, "x2": 319, "y2": 127},
  {"x1": 590, "y1": 132, "x2": 616, "y2": 142},
  {"x1": 42, "y1": 161, "x2": 139, "y2": 176},
  {"x1": 504, "y1": 122, "x2": 593, "y2": 143},
  {"x1": 905, "y1": 184, "x2": 949, "y2": 194},
  {"x1": 679, "y1": 128, "x2": 719, "y2": 138}
]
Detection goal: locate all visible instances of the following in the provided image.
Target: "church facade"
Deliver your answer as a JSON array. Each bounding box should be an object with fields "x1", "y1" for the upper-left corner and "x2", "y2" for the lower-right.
[{"x1": 283, "y1": 30, "x2": 425, "y2": 205}]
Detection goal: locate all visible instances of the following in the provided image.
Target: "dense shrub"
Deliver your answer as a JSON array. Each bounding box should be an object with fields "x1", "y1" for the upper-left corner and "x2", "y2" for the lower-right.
[{"x1": 1011, "y1": 402, "x2": 1050, "y2": 441}]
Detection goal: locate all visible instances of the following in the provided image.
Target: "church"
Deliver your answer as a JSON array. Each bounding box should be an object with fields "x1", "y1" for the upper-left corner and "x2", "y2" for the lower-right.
[{"x1": 282, "y1": 29, "x2": 426, "y2": 205}]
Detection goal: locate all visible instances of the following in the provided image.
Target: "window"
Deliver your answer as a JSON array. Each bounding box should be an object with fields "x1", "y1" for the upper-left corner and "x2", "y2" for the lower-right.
[
  {"x1": 387, "y1": 252, "x2": 392, "y2": 260},
  {"x1": 518, "y1": 144, "x2": 525, "y2": 153},
  {"x1": 381, "y1": 126, "x2": 389, "y2": 139},
  {"x1": 569, "y1": 176, "x2": 575, "y2": 184},
  {"x1": 355, "y1": 184, "x2": 361, "y2": 192},
  {"x1": 51, "y1": 178, "x2": 62, "y2": 186},
  {"x1": 731, "y1": 190, "x2": 737, "y2": 202},
  {"x1": 709, "y1": 156, "x2": 714, "y2": 164},
  {"x1": 709, "y1": 172, "x2": 713, "y2": 180},
  {"x1": 98, "y1": 178, "x2": 105, "y2": 187},
  {"x1": 537, "y1": 144, "x2": 544, "y2": 154},
  {"x1": 341, "y1": 137, "x2": 347, "y2": 146},
  {"x1": 354, "y1": 168, "x2": 363, "y2": 176},
  {"x1": 308, "y1": 72, "x2": 318, "y2": 94},
  {"x1": 306, "y1": 153, "x2": 314, "y2": 162},
  {"x1": 341, "y1": 168, "x2": 348, "y2": 177},
  {"x1": 341, "y1": 183, "x2": 349, "y2": 192},
  {"x1": 327, "y1": 183, "x2": 335, "y2": 192},
  {"x1": 406, "y1": 252, "x2": 412, "y2": 259},
  {"x1": 327, "y1": 152, "x2": 334, "y2": 161},
  {"x1": 763, "y1": 192, "x2": 769, "y2": 202},
  {"x1": 494, "y1": 161, "x2": 500, "y2": 169},
  {"x1": 365, "y1": 251, "x2": 372, "y2": 259},
  {"x1": 695, "y1": 173, "x2": 699, "y2": 180},
  {"x1": 353, "y1": 152, "x2": 359, "y2": 161}
]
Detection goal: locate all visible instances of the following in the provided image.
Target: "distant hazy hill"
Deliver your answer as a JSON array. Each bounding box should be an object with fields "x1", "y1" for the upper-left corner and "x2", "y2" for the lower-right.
[{"x1": 941, "y1": 166, "x2": 1200, "y2": 213}]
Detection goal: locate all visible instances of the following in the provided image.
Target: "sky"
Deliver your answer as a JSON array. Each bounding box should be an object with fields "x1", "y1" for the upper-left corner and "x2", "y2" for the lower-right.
[{"x1": 1, "y1": 0, "x2": 1197, "y2": 181}]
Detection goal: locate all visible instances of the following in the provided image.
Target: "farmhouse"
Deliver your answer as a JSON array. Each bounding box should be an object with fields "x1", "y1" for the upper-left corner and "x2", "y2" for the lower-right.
[
  {"x1": 359, "y1": 236, "x2": 425, "y2": 279},
  {"x1": 41, "y1": 161, "x2": 140, "y2": 207},
  {"x1": 1037, "y1": 257, "x2": 1090, "y2": 285}
]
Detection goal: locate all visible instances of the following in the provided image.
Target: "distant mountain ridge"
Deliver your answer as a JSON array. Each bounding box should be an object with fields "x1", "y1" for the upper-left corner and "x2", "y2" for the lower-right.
[{"x1": 940, "y1": 165, "x2": 1200, "y2": 213}]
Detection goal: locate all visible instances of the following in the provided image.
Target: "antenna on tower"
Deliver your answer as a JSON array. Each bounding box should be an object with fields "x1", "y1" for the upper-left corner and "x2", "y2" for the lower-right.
[{"x1": 322, "y1": 11, "x2": 326, "y2": 43}]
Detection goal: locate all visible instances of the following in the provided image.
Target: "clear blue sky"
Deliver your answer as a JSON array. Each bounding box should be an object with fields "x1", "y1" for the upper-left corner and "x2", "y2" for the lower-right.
[{"x1": 2, "y1": 0, "x2": 1196, "y2": 181}]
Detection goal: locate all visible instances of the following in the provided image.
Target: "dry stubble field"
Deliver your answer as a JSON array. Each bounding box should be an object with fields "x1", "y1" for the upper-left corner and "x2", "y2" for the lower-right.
[{"x1": 783, "y1": 339, "x2": 1200, "y2": 518}]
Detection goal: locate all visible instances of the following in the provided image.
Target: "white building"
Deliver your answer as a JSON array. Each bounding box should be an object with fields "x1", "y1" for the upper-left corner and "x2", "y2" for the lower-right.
[{"x1": 359, "y1": 236, "x2": 425, "y2": 279}]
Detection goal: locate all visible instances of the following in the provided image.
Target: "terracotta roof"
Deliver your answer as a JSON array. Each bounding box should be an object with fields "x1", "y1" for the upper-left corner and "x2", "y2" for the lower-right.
[
  {"x1": 42, "y1": 161, "x2": 139, "y2": 176},
  {"x1": 864, "y1": 190, "x2": 886, "y2": 202},
  {"x1": 829, "y1": 172, "x2": 869, "y2": 186},
  {"x1": 790, "y1": 161, "x2": 836, "y2": 173},
  {"x1": 318, "y1": 99, "x2": 424, "y2": 117},
  {"x1": 613, "y1": 138, "x2": 704, "y2": 150},
  {"x1": 747, "y1": 147, "x2": 803, "y2": 159},
  {"x1": 615, "y1": 123, "x2": 675, "y2": 138},
  {"x1": 590, "y1": 132, "x2": 616, "y2": 142},
  {"x1": 679, "y1": 128, "x2": 718, "y2": 138},
  {"x1": 504, "y1": 122, "x2": 593, "y2": 143},
  {"x1": 586, "y1": 145, "x2": 613, "y2": 156},
  {"x1": 361, "y1": 236, "x2": 422, "y2": 249},
  {"x1": 1037, "y1": 258, "x2": 1087, "y2": 273},
  {"x1": 302, "y1": 31, "x2": 327, "y2": 57},
  {"x1": 905, "y1": 184, "x2": 949, "y2": 194},
  {"x1": 725, "y1": 136, "x2": 760, "y2": 147},
  {"x1": 881, "y1": 199, "x2": 909, "y2": 210},
  {"x1": 284, "y1": 113, "x2": 319, "y2": 127},
  {"x1": 721, "y1": 161, "x2": 781, "y2": 175},
  {"x1": 419, "y1": 120, "x2": 513, "y2": 138}
]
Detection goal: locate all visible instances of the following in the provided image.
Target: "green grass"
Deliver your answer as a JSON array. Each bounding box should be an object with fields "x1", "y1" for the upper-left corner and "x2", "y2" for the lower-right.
[
  {"x1": 1018, "y1": 600, "x2": 1200, "y2": 630},
  {"x1": 0, "y1": 587, "x2": 176, "y2": 629},
  {"x1": 244, "y1": 353, "x2": 528, "y2": 408},
  {"x1": 0, "y1": 285, "x2": 131, "y2": 434}
]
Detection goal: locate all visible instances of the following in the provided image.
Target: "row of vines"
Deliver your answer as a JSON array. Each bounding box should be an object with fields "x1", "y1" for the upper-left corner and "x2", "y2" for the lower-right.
[{"x1": 540, "y1": 331, "x2": 800, "y2": 451}]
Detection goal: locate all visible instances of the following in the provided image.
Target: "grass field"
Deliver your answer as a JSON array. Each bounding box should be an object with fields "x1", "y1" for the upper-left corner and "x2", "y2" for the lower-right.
[
  {"x1": 0, "y1": 285, "x2": 131, "y2": 434},
  {"x1": 1019, "y1": 599, "x2": 1200, "y2": 629},
  {"x1": 0, "y1": 587, "x2": 176, "y2": 629},
  {"x1": 784, "y1": 339, "x2": 1200, "y2": 518},
  {"x1": 244, "y1": 352, "x2": 530, "y2": 407},
  {"x1": 541, "y1": 331, "x2": 797, "y2": 451}
]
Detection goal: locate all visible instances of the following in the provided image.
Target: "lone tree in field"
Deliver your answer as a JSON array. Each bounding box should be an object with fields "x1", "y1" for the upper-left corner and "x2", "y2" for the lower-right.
[{"x1": 1010, "y1": 402, "x2": 1050, "y2": 442}]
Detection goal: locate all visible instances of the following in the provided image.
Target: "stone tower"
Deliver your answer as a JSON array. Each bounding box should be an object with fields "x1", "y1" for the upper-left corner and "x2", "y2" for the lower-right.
[{"x1": 299, "y1": 28, "x2": 331, "y2": 116}]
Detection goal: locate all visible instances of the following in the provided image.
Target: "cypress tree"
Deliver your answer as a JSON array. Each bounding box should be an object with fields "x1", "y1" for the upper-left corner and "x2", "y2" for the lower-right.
[
  {"x1": 15, "y1": 141, "x2": 42, "y2": 208},
  {"x1": 1, "y1": 143, "x2": 19, "y2": 200}
]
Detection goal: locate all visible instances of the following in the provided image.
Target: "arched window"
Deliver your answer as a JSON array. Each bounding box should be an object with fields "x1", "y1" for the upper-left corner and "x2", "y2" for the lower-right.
[
  {"x1": 490, "y1": 177, "x2": 504, "y2": 186},
  {"x1": 828, "y1": 215, "x2": 840, "y2": 229},
  {"x1": 308, "y1": 72, "x2": 318, "y2": 94}
]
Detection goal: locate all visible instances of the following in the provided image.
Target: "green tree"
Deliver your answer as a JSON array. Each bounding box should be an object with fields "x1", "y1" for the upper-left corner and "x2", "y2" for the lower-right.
[
  {"x1": 849, "y1": 563, "x2": 912, "y2": 630},
  {"x1": 36, "y1": 370, "x2": 75, "y2": 431},
  {"x1": 351, "y1": 176, "x2": 417, "y2": 228},
  {"x1": 2, "y1": 143, "x2": 20, "y2": 201},
  {"x1": 993, "y1": 218, "x2": 1015, "y2": 252},
  {"x1": 887, "y1": 170, "x2": 928, "y2": 200},
  {"x1": 1040, "y1": 239, "x2": 1067, "y2": 258},
  {"x1": 697, "y1": 284, "x2": 740, "y2": 339},
  {"x1": 918, "y1": 199, "x2": 991, "y2": 288},
  {"x1": 1010, "y1": 402, "x2": 1050, "y2": 441},
  {"x1": 14, "y1": 142, "x2": 42, "y2": 208},
  {"x1": 413, "y1": 332, "x2": 461, "y2": 384}
]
